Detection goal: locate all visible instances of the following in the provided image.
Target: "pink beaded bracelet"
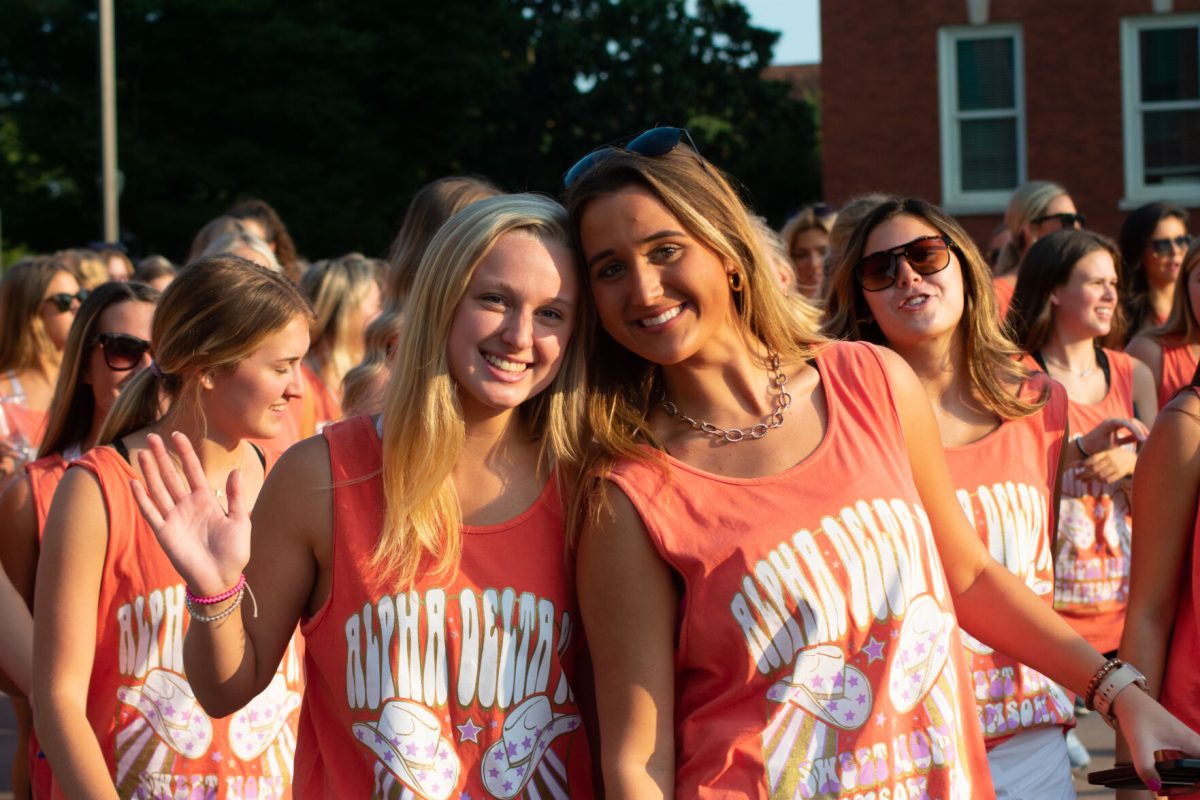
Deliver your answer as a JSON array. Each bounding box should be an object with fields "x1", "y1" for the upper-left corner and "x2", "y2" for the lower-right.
[{"x1": 185, "y1": 574, "x2": 246, "y2": 606}]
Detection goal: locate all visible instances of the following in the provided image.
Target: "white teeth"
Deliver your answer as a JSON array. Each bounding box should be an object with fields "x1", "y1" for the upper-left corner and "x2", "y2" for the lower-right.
[
  {"x1": 640, "y1": 305, "x2": 682, "y2": 327},
  {"x1": 484, "y1": 353, "x2": 527, "y2": 373},
  {"x1": 901, "y1": 295, "x2": 929, "y2": 308}
]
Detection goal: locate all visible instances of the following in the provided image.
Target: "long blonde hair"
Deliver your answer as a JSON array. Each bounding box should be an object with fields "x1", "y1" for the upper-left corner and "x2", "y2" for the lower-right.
[
  {"x1": 561, "y1": 144, "x2": 827, "y2": 536},
  {"x1": 823, "y1": 196, "x2": 1046, "y2": 420},
  {"x1": 301, "y1": 254, "x2": 383, "y2": 391},
  {"x1": 374, "y1": 193, "x2": 587, "y2": 588},
  {"x1": 0, "y1": 256, "x2": 74, "y2": 377},
  {"x1": 98, "y1": 257, "x2": 312, "y2": 444}
]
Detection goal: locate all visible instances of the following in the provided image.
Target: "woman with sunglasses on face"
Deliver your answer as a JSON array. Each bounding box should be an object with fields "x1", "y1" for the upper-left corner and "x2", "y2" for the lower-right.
[
  {"x1": 0, "y1": 255, "x2": 85, "y2": 480},
  {"x1": 129, "y1": 195, "x2": 596, "y2": 798},
  {"x1": 33, "y1": 258, "x2": 310, "y2": 799},
  {"x1": 993, "y1": 181, "x2": 1084, "y2": 320},
  {"x1": 0, "y1": 281, "x2": 159, "y2": 800},
  {"x1": 825, "y1": 200, "x2": 1144, "y2": 796},
  {"x1": 1120, "y1": 202, "x2": 1192, "y2": 340},
  {"x1": 563, "y1": 129, "x2": 1200, "y2": 799},
  {"x1": 1126, "y1": 239, "x2": 1200, "y2": 411}
]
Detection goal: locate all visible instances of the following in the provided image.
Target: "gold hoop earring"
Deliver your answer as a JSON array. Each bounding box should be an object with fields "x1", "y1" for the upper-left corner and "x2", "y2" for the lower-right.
[{"x1": 728, "y1": 271, "x2": 744, "y2": 293}]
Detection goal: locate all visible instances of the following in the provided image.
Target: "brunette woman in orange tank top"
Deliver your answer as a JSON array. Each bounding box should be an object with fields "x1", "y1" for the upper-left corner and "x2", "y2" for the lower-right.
[
  {"x1": 34, "y1": 258, "x2": 311, "y2": 798},
  {"x1": 563, "y1": 128, "x2": 1200, "y2": 799},
  {"x1": 1127, "y1": 239, "x2": 1200, "y2": 410},
  {"x1": 130, "y1": 195, "x2": 597, "y2": 798}
]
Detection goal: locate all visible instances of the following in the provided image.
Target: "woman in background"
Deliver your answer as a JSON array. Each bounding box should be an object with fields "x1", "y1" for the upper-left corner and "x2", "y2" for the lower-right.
[
  {"x1": 779, "y1": 202, "x2": 836, "y2": 300},
  {"x1": 1127, "y1": 239, "x2": 1200, "y2": 410},
  {"x1": 1119, "y1": 202, "x2": 1190, "y2": 339},
  {"x1": 993, "y1": 180, "x2": 1083, "y2": 319}
]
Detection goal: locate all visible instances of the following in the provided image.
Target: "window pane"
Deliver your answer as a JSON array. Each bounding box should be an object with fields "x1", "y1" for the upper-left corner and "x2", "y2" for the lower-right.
[
  {"x1": 1140, "y1": 26, "x2": 1199, "y2": 102},
  {"x1": 960, "y1": 118, "x2": 1018, "y2": 190},
  {"x1": 1143, "y1": 108, "x2": 1200, "y2": 184},
  {"x1": 957, "y1": 37, "x2": 1015, "y2": 111}
]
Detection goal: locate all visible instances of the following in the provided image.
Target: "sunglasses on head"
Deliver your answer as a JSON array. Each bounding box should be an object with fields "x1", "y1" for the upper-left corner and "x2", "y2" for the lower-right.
[
  {"x1": 858, "y1": 235, "x2": 955, "y2": 292},
  {"x1": 1031, "y1": 212, "x2": 1086, "y2": 230},
  {"x1": 44, "y1": 290, "x2": 89, "y2": 313},
  {"x1": 563, "y1": 127, "x2": 701, "y2": 188},
  {"x1": 1149, "y1": 234, "x2": 1192, "y2": 257},
  {"x1": 95, "y1": 332, "x2": 152, "y2": 371}
]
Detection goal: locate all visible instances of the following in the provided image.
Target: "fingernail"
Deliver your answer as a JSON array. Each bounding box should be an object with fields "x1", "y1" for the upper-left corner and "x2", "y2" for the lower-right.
[{"x1": 1148, "y1": 778, "x2": 1162, "y2": 792}]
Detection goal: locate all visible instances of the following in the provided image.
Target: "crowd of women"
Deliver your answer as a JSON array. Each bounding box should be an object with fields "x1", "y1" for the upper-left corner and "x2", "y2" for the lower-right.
[{"x1": 1, "y1": 128, "x2": 1199, "y2": 800}]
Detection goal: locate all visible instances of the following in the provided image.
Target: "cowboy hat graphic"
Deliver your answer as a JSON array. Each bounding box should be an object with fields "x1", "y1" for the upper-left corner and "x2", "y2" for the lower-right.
[
  {"x1": 229, "y1": 672, "x2": 302, "y2": 761},
  {"x1": 888, "y1": 594, "x2": 955, "y2": 713},
  {"x1": 765, "y1": 644, "x2": 872, "y2": 730},
  {"x1": 352, "y1": 700, "x2": 459, "y2": 800},
  {"x1": 115, "y1": 668, "x2": 213, "y2": 759},
  {"x1": 480, "y1": 694, "x2": 581, "y2": 799}
]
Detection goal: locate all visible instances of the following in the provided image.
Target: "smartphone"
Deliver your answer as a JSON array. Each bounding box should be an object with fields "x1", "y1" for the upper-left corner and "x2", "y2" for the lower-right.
[{"x1": 1089, "y1": 759, "x2": 1200, "y2": 789}]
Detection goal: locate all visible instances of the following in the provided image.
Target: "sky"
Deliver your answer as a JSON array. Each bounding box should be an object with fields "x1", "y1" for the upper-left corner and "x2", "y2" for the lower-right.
[{"x1": 740, "y1": 0, "x2": 821, "y2": 64}]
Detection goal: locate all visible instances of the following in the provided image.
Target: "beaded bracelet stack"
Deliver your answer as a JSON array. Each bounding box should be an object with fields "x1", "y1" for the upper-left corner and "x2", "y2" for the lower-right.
[
  {"x1": 1084, "y1": 657, "x2": 1148, "y2": 729},
  {"x1": 183, "y1": 574, "x2": 258, "y2": 623}
]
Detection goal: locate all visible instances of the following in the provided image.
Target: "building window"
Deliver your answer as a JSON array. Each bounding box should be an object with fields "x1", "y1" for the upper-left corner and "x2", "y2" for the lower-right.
[
  {"x1": 937, "y1": 24, "x2": 1026, "y2": 212},
  {"x1": 1121, "y1": 15, "x2": 1200, "y2": 206}
]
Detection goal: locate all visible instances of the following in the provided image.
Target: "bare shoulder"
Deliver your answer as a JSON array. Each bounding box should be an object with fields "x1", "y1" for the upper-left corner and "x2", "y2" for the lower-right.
[{"x1": 1126, "y1": 332, "x2": 1163, "y2": 363}]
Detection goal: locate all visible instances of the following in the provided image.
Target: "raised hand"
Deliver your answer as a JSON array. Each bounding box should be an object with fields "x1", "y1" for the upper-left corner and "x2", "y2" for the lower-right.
[{"x1": 130, "y1": 432, "x2": 250, "y2": 598}]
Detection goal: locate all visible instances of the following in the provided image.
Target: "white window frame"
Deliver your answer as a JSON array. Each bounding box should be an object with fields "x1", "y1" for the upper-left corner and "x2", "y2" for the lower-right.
[
  {"x1": 937, "y1": 24, "x2": 1027, "y2": 213},
  {"x1": 1120, "y1": 14, "x2": 1200, "y2": 208}
]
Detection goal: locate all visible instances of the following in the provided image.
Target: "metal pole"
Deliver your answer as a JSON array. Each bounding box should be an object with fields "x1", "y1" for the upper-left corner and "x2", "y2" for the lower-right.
[{"x1": 99, "y1": 0, "x2": 118, "y2": 243}]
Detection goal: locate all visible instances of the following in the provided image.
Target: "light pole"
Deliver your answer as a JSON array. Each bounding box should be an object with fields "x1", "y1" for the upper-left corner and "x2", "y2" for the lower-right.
[{"x1": 99, "y1": 0, "x2": 118, "y2": 243}]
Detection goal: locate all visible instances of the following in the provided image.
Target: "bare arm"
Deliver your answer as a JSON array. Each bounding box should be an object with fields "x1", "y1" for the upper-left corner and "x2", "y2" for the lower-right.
[
  {"x1": 1126, "y1": 335, "x2": 1163, "y2": 396},
  {"x1": 132, "y1": 432, "x2": 329, "y2": 717},
  {"x1": 1129, "y1": 357, "x2": 1159, "y2": 428},
  {"x1": 0, "y1": 566, "x2": 32, "y2": 695},
  {"x1": 878, "y1": 348, "x2": 1200, "y2": 787},
  {"x1": 33, "y1": 467, "x2": 119, "y2": 799},
  {"x1": 0, "y1": 475, "x2": 37, "y2": 696},
  {"x1": 577, "y1": 483, "x2": 677, "y2": 799}
]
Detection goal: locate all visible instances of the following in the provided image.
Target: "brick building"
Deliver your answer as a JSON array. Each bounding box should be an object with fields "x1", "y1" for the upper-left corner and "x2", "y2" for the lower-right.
[{"x1": 821, "y1": 0, "x2": 1200, "y2": 248}]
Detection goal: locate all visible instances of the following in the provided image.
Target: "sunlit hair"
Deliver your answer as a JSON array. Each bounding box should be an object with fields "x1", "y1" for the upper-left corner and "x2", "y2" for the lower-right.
[
  {"x1": 99, "y1": 247, "x2": 134, "y2": 280},
  {"x1": 1119, "y1": 201, "x2": 1190, "y2": 337},
  {"x1": 374, "y1": 193, "x2": 585, "y2": 589},
  {"x1": 823, "y1": 196, "x2": 1046, "y2": 420},
  {"x1": 752, "y1": 214, "x2": 822, "y2": 326},
  {"x1": 300, "y1": 253, "x2": 383, "y2": 392},
  {"x1": 995, "y1": 180, "x2": 1069, "y2": 274},
  {"x1": 0, "y1": 256, "x2": 75, "y2": 376},
  {"x1": 228, "y1": 198, "x2": 302, "y2": 281},
  {"x1": 40, "y1": 282, "x2": 160, "y2": 457},
  {"x1": 1007, "y1": 229, "x2": 1126, "y2": 354},
  {"x1": 53, "y1": 248, "x2": 109, "y2": 290},
  {"x1": 133, "y1": 255, "x2": 177, "y2": 287},
  {"x1": 196, "y1": 231, "x2": 281, "y2": 272},
  {"x1": 384, "y1": 175, "x2": 502, "y2": 308},
  {"x1": 1152, "y1": 238, "x2": 1200, "y2": 345},
  {"x1": 98, "y1": 256, "x2": 312, "y2": 444},
  {"x1": 562, "y1": 145, "x2": 826, "y2": 536},
  {"x1": 187, "y1": 216, "x2": 247, "y2": 263},
  {"x1": 341, "y1": 307, "x2": 404, "y2": 417},
  {"x1": 828, "y1": 193, "x2": 890, "y2": 268}
]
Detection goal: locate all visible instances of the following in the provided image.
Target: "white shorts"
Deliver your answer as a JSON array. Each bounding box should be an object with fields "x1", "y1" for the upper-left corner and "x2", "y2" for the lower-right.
[{"x1": 986, "y1": 727, "x2": 1076, "y2": 799}]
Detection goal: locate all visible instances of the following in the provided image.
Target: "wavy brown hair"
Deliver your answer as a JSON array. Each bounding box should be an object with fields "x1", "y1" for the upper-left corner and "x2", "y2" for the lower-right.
[
  {"x1": 0, "y1": 256, "x2": 74, "y2": 377},
  {"x1": 1151, "y1": 237, "x2": 1200, "y2": 346},
  {"x1": 823, "y1": 196, "x2": 1046, "y2": 420}
]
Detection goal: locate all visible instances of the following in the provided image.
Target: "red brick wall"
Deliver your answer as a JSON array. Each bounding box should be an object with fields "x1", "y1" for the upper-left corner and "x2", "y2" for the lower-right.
[{"x1": 822, "y1": 0, "x2": 1200, "y2": 249}]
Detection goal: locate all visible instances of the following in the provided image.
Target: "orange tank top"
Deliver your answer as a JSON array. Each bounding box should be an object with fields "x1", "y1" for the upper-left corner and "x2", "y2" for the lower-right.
[
  {"x1": 942, "y1": 374, "x2": 1074, "y2": 745},
  {"x1": 286, "y1": 363, "x2": 342, "y2": 440},
  {"x1": 1158, "y1": 335, "x2": 1199, "y2": 408},
  {"x1": 1050, "y1": 349, "x2": 1135, "y2": 653},
  {"x1": 292, "y1": 414, "x2": 594, "y2": 798},
  {"x1": 607, "y1": 341, "x2": 993, "y2": 800},
  {"x1": 1161, "y1": 386, "x2": 1200, "y2": 742},
  {"x1": 67, "y1": 445, "x2": 303, "y2": 800},
  {"x1": 993, "y1": 277, "x2": 1015, "y2": 322}
]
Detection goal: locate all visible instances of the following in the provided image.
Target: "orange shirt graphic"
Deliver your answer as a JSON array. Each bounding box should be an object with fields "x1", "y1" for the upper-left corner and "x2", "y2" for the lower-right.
[
  {"x1": 292, "y1": 414, "x2": 594, "y2": 799},
  {"x1": 943, "y1": 374, "x2": 1074, "y2": 745},
  {"x1": 607, "y1": 342, "x2": 994, "y2": 800},
  {"x1": 65, "y1": 446, "x2": 303, "y2": 799}
]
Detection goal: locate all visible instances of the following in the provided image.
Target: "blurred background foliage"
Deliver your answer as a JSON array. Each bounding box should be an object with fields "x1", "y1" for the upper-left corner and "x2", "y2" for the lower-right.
[{"x1": 0, "y1": 0, "x2": 819, "y2": 262}]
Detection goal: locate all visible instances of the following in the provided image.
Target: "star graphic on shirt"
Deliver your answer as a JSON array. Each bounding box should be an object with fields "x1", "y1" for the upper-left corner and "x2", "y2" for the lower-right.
[
  {"x1": 875, "y1": 712, "x2": 887, "y2": 726},
  {"x1": 456, "y1": 718, "x2": 483, "y2": 744},
  {"x1": 862, "y1": 636, "x2": 886, "y2": 663}
]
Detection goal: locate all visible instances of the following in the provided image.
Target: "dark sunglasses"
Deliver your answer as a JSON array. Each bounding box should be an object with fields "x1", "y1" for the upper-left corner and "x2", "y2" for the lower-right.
[
  {"x1": 563, "y1": 127, "x2": 701, "y2": 188},
  {"x1": 43, "y1": 290, "x2": 89, "y2": 313},
  {"x1": 1031, "y1": 212, "x2": 1086, "y2": 230},
  {"x1": 858, "y1": 235, "x2": 955, "y2": 292},
  {"x1": 95, "y1": 332, "x2": 152, "y2": 371},
  {"x1": 1149, "y1": 234, "x2": 1192, "y2": 257}
]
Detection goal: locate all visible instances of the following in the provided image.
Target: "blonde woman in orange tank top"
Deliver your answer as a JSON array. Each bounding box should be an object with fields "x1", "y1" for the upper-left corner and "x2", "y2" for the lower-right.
[
  {"x1": 130, "y1": 195, "x2": 597, "y2": 798},
  {"x1": 563, "y1": 128, "x2": 1200, "y2": 799},
  {"x1": 33, "y1": 258, "x2": 311, "y2": 798}
]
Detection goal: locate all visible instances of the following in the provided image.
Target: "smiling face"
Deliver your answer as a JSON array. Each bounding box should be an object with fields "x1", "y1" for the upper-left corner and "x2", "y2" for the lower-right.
[
  {"x1": 1051, "y1": 249, "x2": 1119, "y2": 341},
  {"x1": 580, "y1": 184, "x2": 739, "y2": 367},
  {"x1": 204, "y1": 314, "x2": 310, "y2": 440},
  {"x1": 859, "y1": 214, "x2": 966, "y2": 351},
  {"x1": 85, "y1": 300, "x2": 156, "y2": 416},
  {"x1": 1143, "y1": 215, "x2": 1189, "y2": 290},
  {"x1": 445, "y1": 230, "x2": 578, "y2": 423}
]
